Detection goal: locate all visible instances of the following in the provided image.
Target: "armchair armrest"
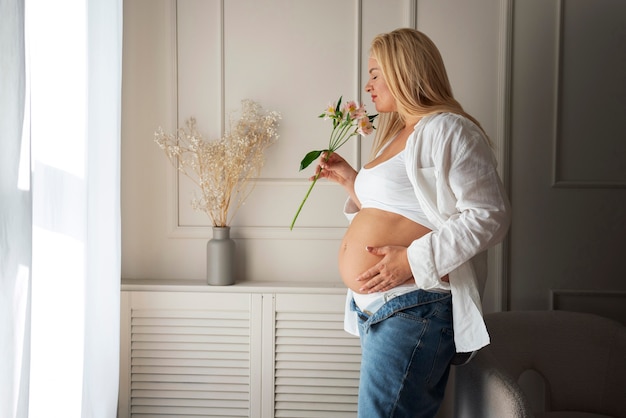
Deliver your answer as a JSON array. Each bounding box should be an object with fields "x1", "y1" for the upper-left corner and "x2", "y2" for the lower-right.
[{"x1": 454, "y1": 349, "x2": 533, "y2": 418}]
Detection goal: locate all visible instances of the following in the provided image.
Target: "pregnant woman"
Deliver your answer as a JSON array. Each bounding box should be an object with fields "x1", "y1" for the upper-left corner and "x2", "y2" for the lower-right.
[{"x1": 313, "y1": 28, "x2": 511, "y2": 417}]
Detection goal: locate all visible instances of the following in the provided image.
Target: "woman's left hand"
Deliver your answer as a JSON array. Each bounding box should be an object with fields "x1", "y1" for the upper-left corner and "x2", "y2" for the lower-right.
[{"x1": 356, "y1": 245, "x2": 414, "y2": 293}]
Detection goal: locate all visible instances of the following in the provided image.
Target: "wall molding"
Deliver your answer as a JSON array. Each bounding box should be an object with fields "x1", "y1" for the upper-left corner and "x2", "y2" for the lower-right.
[
  {"x1": 167, "y1": 0, "x2": 386, "y2": 238},
  {"x1": 498, "y1": 0, "x2": 513, "y2": 312},
  {"x1": 551, "y1": 0, "x2": 626, "y2": 189},
  {"x1": 168, "y1": 225, "x2": 346, "y2": 241},
  {"x1": 550, "y1": 289, "x2": 626, "y2": 324}
]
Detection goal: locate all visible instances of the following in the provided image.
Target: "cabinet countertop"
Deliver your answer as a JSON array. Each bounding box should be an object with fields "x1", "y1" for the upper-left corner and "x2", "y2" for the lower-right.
[{"x1": 121, "y1": 279, "x2": 348, "y2": 294}]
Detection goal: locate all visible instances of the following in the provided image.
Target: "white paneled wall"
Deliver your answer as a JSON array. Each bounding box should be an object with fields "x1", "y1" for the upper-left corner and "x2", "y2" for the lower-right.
[
  {"x1": 122, "y1": 0, "x2": 418, "y2": 282},
  {"x1": 121, "y1": 0, "x2": 507, "y2": 306}
]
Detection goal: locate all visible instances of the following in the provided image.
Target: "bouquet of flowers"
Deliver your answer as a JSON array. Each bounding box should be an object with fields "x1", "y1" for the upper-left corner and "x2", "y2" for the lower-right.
[
  {"x1": 154, "y1": 100, "x2": 281, "y2": 227},
  {"x1": 290, "y1": 96, "x2": 377, "y2": 229}
]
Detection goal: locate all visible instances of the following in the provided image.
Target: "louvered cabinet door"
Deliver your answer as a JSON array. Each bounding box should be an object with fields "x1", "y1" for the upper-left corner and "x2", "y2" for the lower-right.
[
  {"x1": 273, "y1": 293, "x2": 362, "y2": 418},
  {"x1": 119, "y1": 291, "x2": 263, "y2": 418}
]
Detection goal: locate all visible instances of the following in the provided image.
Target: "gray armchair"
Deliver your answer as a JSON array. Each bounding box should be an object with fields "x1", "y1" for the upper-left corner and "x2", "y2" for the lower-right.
[{"x1": 454, "y1": 310, "x2": 626, "y2": 418}]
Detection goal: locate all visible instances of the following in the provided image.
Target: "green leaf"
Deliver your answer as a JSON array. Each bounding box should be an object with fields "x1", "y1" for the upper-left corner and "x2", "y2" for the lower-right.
[
  {"x1": 335, "y1": 96, "x2": 342, "y2": 113},
  {"x1": 299, "y1": 150, "x2": 323, "y2": 171}
]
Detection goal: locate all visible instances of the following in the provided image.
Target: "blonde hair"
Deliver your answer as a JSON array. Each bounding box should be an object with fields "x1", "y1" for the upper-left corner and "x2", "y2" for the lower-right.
[{"x1": 369, "y1": 28, "x2": 488, "y2": 156}]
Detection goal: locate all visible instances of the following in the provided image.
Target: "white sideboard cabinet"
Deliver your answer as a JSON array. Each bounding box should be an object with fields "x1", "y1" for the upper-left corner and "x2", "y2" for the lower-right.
[{"x1": 118, "y1": 282, "x2": 361, "y2": 418}]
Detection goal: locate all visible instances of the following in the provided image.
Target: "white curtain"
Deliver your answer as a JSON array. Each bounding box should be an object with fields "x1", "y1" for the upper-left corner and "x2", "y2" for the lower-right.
[
  {"x1": 1, "y1": 0, "x2": 122, "y2": 416},
  {"x1": 1, "y1": 0, "x2": 30, "y2": 416}
]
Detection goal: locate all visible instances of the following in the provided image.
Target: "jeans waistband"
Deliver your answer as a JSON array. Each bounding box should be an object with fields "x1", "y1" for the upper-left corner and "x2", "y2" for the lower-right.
[{"x1": 351, "y1": 289, "x2": 452, "y2": 328}]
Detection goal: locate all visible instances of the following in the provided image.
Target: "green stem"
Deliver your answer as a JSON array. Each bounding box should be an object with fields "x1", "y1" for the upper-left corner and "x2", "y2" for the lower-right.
[
  {"x1": 329, "y1": 122, "x2": 352, "y2": 150},
  {"x1": 333, "y1": 132, "x2": 356, "y2": 151},
  {"x1": 290, "y1": 168, "x2": 322, "y2": 230}
]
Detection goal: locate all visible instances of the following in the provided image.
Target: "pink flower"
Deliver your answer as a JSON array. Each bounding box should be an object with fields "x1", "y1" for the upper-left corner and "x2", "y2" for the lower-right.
[
  {"x1": 354, "y1": 105, "x2": 367, "y2": 120},
  {"x1": 357, "y1": 116, "x2": 374, "y2": 135},
  {"x1": 343, "y1": 101, "x2": 358, "y2": 118},
  {"x1": 343, "y1": 101, "x2": 367, "y2": 121}
]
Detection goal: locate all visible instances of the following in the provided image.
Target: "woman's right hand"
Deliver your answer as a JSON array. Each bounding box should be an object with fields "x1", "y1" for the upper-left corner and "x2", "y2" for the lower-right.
[{"x1": 311, "y1": 151, "x2": 357, "y2": 189}]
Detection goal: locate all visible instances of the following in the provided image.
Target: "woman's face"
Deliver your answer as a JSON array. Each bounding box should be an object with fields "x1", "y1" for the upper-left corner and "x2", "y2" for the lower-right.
[{"x1": 365, "y1": 57, "x2": 396, "y2": 113}]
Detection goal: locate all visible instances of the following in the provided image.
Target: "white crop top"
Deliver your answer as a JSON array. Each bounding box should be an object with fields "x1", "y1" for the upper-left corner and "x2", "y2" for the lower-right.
[
  {"x1": 354, "y1": 149, "x2": 432, "y2": 229},
  {"x1": 352, "y1": 149, "x2": 444, "y2": 315}
]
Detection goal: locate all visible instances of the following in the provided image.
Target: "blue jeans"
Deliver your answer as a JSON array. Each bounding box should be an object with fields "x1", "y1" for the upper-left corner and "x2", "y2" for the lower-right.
[{"x1": 352, "y1": 290, "x2": 455, "y2": 418}]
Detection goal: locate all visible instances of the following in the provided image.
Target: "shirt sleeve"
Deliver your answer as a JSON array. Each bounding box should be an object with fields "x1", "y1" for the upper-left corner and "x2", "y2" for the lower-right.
[{"x1": 407, "y1": 116, "x2": 511, "y2": 285}]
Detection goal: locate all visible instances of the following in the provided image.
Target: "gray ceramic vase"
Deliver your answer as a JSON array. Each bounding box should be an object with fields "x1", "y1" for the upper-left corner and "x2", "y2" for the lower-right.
[{"x1": 206, "y1": 226, "x2": 236, "y2": 285}]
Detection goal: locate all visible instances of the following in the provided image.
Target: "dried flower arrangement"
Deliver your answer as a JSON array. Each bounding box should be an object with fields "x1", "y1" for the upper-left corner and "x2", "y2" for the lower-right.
[{"x1": 154, "y1": 100, "x2": 281, "y2": 227}]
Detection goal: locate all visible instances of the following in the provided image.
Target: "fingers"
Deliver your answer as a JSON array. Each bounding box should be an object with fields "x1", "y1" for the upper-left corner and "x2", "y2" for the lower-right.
[
  {"x1": 365, "y1": 245, "x2": 380, "y2": 254},
  {"x1": 320, "y1": 152, "x2": 347, "y2": 171},
  {"x1": 359, "y1": 273, "x2": 405, "y2": 293},
  {"x1": 359, "y1": 276, "x2": 385, "y2": 293},
  {"x1": 356, "y1": 254, "x2": 391, "y2": 293},
  {"x1": 310, "y1": 163, "x2": 331, "y2": 181},
  {"x1": 355, "y1": 264, "x2": 379, "y2": 284},
  {"x1": 322, "y1": 151, "x2": 344, "y2": 163},
  {"x1": 313, "y1": 153, "x2": 357, "y2": 186},
  {"x1": 357, "y1": 270, "x2": 397, "y2": 293},
  {"x1": 309, "y1": 158, "x2": 332, "y2": 180},
  {"x1": 356, "y1": 245, "x2": 412, "y2": 293}
]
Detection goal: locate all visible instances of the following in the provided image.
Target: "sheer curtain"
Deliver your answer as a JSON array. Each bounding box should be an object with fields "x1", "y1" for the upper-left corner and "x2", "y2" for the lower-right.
[
  {"x1": 1, "y1": 0, "x2": 122, "y2": 417},
  {"x1": 1, "y1": 0, "x2": 30, "y2": 416}
]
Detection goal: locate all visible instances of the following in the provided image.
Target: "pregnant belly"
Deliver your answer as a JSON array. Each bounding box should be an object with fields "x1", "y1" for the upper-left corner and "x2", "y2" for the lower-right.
[{"x1": 338, "y1": 208, "x2": 432, "y2": 293}]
